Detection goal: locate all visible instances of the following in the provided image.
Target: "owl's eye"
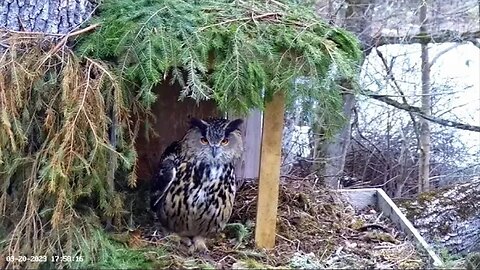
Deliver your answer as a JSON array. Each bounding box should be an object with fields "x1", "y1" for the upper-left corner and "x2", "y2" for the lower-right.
[
  {"x1": 200, "y1": 137, "x2": 209, "y2": 144},
  {"x1": 221, "y1": 138, "x2": 229, "y2": 145}
]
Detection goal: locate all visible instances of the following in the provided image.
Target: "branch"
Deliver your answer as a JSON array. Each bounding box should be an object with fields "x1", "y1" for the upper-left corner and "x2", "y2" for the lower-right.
[
  {"x1": 49, "y1": 24, "x2": 99, "y2": 54},
  {"x1": 429, "y1": 43, "x2": 462, "y2": 68},
  {"x1": 467, "y1": 38, "x2": 480, "y2": 49},
  {"x1": 375, "y1": 48, "x2": 421, "y2": 144},
  {"x1": 365, "y1": 92, "x2": 480, "y2": 132},
  {"x1": 198, "y1": 12, "x2": 281, "y2": 31},
  {"x1": 374, "y1": 30, "x2": 480, "y2": 46}
]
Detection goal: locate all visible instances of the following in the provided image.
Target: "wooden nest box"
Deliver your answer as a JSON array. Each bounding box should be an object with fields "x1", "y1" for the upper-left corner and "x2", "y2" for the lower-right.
[{"x1": 135, "y1": 76, "x2": 286, "y2": 249}]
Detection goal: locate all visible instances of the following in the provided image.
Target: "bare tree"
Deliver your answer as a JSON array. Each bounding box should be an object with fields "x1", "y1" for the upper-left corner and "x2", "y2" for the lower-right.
[
  {"x1": 313, "y1": 0, "x2": 376, "y2": 189},
  {"x1": 418, "y1": 0, "x2": 431, "y2": 192},
  {"x1": 306, "y1": 0, "x2": 480, "y2": 191}
]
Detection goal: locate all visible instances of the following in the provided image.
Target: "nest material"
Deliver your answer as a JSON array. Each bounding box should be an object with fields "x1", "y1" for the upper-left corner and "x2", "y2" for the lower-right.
[{"x1": 134, "y1": 176, "x2": 426, "y2": 269}]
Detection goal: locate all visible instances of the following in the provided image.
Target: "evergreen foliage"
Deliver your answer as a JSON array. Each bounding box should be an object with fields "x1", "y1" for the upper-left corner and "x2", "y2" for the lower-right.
[
  {"x1": 1, "y1": 0, "x2": 361, "y2": 268},
  {"x1": 78, "y1": 0, "x2": 362, "y2": 116},
  {"x1": 0, "y1": 33, "x2": 138, "y2": 268}
]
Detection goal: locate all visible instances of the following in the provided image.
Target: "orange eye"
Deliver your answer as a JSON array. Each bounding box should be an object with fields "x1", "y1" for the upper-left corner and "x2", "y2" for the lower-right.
[
  {"x1": 200, "y1": 137, "x2": 209, "y2": 144},
  {"x1": 221, "y1": 138, "x2": 229, "y2": 145}
]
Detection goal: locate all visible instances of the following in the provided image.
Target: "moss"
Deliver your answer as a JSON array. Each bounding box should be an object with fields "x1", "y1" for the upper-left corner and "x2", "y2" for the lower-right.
[
  {"x1": 453, "y1": 185, "x2": 479, "y2": 221},
  {"x1": 417, "y1": 190, "x2": 438, "y2": 205},
  {"x1": 396, "y1": 199, "x2": 422, "y2": 220},
  {"x1": 350, "y1": 218, "x2": 365, "y2": 230},
  {"x1": 232, "y1": 259, "x2": 272, "y2": 269},
  {"x1": 397, "y1": 183, "x2": 480, "y2": 222},
  {"x1": 245, "y1": 258, "x2": 266, "y2": 268},
  {"x1": 466, "y1": 252, "x2": 480, "y2": 270},
  {"x1": 224, "y1": 222, "x2": 251, "y2": 244}
]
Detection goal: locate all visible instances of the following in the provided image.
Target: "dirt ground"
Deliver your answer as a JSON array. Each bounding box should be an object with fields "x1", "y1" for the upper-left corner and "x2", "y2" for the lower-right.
[{"x1": 128, "y1": 175, "x2": 428, "y2": 269}]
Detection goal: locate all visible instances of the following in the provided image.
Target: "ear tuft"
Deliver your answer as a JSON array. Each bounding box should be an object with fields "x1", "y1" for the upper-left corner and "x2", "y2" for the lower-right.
[
  {"x1": 190, "y1": 118, "x2": 209, "y2": 132},
  {"x1": 225, "y1": 118, "x2": 243, "y2": 135}
]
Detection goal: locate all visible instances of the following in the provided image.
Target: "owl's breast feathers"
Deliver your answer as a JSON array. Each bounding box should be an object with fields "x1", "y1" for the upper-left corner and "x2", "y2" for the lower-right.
[
  {"x1": 150, "y1": 145, "x2": 237, "y2": 236},
  {"x1": 162, "y1": 162, "x2": 236, "y2": 236}
]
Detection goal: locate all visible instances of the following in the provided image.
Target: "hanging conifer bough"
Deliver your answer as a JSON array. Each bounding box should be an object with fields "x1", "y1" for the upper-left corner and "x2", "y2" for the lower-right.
[
  {"x1": 78, "y1": 0, "x2": 362, "y2": 113},
  {"x1": 0, "y1": 0, "x2": 362, "y2": 268}
]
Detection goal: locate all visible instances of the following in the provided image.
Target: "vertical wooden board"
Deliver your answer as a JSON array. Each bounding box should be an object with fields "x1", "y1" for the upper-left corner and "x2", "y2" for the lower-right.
[
  {"x1": 255, "y1": 91, "x2": 285, "y2": 249},
  {"x1": 242, "y1": 110, "x2": 263, "y2": 179},
  {"x1": 231, "y1": 110, "x2": 263, "y2": 181}
]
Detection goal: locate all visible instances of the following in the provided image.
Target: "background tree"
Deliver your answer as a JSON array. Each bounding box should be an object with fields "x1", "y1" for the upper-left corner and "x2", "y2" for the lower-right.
[
  {"x1": 281, "y1": 0, "x2": 479, "y2": 257},
  {"x1": 0, "y1": 0, "x2": 96, "y2": 34},
  {"x1": 312, "y1": 0, "x2": 376, "y2": 188},
  {"x1": 418, "y1": 0, "x2": 431, "y2": 192},
  {"x1": 285, "y1": 0, "x2": 480, "y2": 190}
]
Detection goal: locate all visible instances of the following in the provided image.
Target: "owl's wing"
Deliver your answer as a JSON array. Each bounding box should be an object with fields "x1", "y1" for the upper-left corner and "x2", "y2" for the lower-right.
[{"x1": 150, "y1": 141, "x2": 181, "y2": 213}]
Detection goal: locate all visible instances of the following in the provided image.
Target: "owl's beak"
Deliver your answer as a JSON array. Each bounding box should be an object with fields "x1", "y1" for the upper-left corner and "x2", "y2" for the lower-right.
[{"x1": 211, "y1": 146, "x2": 220, "y2": 157}]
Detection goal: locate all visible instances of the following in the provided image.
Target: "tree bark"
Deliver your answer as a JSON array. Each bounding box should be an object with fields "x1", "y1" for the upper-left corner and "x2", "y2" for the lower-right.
[
  {"x1": 318, "y1": 0, "x2": 375, "y2": 188},
  {"x1": 322, "y1": 91, "x2": 356, "y2": 188},
  {"x1": 418, "y1": 0, "x2": 431, "y2": 193},
  {"x1": 397, "y1": 179, "x2": 480, "y2": 256},
  {"x1": 0, "y1": 0, "x2": 97, "y2": 34}
]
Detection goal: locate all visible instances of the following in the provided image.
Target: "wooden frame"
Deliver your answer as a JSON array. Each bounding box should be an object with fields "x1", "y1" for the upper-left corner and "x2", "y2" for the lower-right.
[
  {"x1": 339, "y1": 188, "x2": 444, "y2": 267},
  {"x1": 254, "y1": 91, "x2": 285, "y2": 248}
]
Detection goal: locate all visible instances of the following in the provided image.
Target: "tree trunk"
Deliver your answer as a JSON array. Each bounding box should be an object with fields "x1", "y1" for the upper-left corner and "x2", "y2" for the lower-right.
[
  {"x1": 418, "y1": 0, "x2": 431, "y2": 193},
  {"x1": 396, "y1": 179, "x2": 480, "y2": 256},
  {"x1": 322, "y1": 91, "x2": 356, "y2": 188},
  {"x1": 318, "y1": 0, "x2": 375, "y2": 188},
  {"x1": 0, "y1": 0, "x2": 97, "y2": 34}
]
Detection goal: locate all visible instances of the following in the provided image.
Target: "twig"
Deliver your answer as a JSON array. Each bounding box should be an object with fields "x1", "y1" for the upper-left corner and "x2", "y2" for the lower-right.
[
  {"x1": 266, "y1": 0, "x2": 287, "y2": 8},
  {"x1": 374, "y1": 47, "x2": 421, "y2": 145},
  {"x1": 429, "y1": 43, "x2": 461, "y2": 68},
  {"x1": 275, "y1": 233, "x2": 295, "y2": 244},
  {"x1": 48, "y1": 24, "x2": 99, "y2": 55},
  {"x1": 356, "y1": 223, "x2": 389, "y2": 232},
  {"x1": 198, "y1": 13, "x2": 281, "y2": 31},
  {"x1": 0, "y1": 29, "x2": 65, "y2": 36}
]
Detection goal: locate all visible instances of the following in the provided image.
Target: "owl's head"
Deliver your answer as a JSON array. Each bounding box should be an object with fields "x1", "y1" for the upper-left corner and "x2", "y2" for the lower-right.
[{"x1": 182, "y1": 117, "x2": 244, "y2": 163}]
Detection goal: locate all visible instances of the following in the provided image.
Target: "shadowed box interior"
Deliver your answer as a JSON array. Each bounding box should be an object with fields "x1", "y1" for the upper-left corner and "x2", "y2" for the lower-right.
[{"x1": 134, "y1": 79, "x2": 220, "y2": 182}]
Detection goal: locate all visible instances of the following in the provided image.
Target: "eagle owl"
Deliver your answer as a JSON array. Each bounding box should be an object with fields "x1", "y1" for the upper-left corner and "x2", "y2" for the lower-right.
[{"x1": 150, "y1": 117, "x2": 244, "y2": 252}]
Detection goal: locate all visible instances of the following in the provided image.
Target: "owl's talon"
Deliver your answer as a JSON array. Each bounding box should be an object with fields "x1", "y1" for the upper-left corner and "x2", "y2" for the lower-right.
[
  {"x1": 186, "y1": 236, "x2": 209, "y2": 254},
  {"x1": 181, "y1": 236, "x2": 193, "y2": 247}
]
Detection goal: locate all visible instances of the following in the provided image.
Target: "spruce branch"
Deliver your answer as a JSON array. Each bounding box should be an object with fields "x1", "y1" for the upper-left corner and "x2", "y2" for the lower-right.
[{"x1": 198, "y1": 12, "x2": 282, "y2": 31}]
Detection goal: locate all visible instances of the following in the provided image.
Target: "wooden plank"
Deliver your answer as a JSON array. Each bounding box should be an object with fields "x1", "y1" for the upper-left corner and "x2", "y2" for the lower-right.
[
  {"x1": 254, "y1": 91, "x2": 285, "y2": 249},
  {"x1": 338, "y1": 188, "x2": 444, "y2": 267},
  {"x1": 336, "y1": 188, "x2": 377, "y2": 210},
  {"x1": 229, "y1": 110, "x2": 262, "y2": 181},
  {"x1": 376, "y1": 189, "x2": 444, "y2": 267},
  {"x1": 238, "y1": 110, "x2": 262, "y2": 180}
]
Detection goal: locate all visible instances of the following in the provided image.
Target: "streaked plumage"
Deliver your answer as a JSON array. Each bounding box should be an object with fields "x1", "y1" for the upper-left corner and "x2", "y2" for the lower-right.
[{"x1": 150, "y1": 117, "x2": 244, "y2": 252}]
